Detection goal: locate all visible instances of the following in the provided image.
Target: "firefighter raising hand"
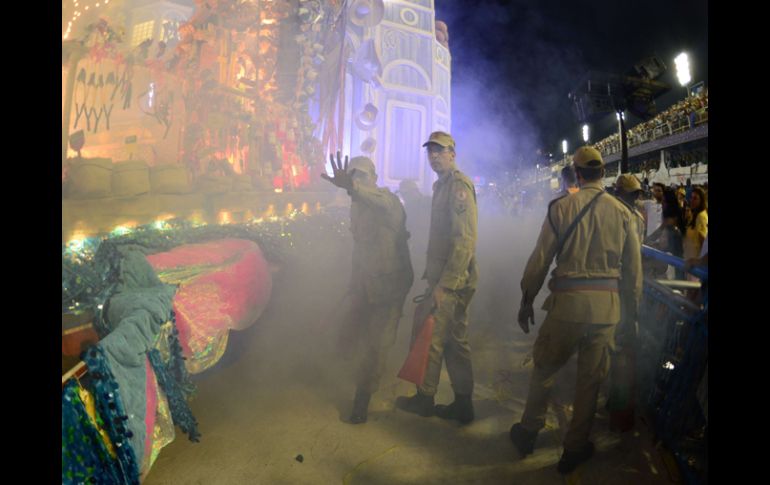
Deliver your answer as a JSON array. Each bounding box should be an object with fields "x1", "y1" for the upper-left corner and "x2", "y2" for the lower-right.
[{"x1": 321, "y1": 151, "x2": 353, "y2": 190}]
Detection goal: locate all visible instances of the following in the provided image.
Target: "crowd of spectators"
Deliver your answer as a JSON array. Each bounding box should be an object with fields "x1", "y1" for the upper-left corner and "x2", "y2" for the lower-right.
[
  {"x1": 667, "y1": 149, "x2": 708, "y2": 168},
  {"x1": 477, "y1": 88, "x2": 709, "y2": 218},
  {"x1": 637, "y1": 180, "x2": 708, "y2": 282},
  {"x1": 592, "y1": 89, "x2": 708, "y2": 157}
]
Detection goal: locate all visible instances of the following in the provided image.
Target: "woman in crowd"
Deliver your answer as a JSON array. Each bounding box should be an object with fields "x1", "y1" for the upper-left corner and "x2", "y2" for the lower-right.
[
  {"x1": 676, "y1": 187, "x2": 687, "y2": 212},
  {"x1": 683, "y1": 187, "x2": 708, "y2": 279},
  {"x1": 645, "y1": 187, "x2": 685, "y2": 279}
]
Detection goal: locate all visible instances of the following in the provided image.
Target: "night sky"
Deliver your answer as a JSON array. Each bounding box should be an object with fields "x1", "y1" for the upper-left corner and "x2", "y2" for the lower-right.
[{"x1": 436, "y1": 0, "x2": 708, "y2": 170}]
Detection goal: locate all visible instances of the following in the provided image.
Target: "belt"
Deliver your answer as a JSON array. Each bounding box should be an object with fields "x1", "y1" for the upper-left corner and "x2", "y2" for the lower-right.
[{"x1": 548, "y1": 277, "x2": 619, "y2": 292}]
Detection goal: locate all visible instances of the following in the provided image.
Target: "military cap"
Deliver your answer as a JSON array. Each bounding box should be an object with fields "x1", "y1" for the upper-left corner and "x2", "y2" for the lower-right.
[
  {"x1": 572, "y1": 146, "x2": 604, "y2": 168},
  {"x1": 615, "y1": 174, "x2": 643, "y2": 193},
  {"x1": 347, "y1": 156, "x2": 376, "y2": 177},
  {"x1": 422, "y1": 131, "x2": 456, "y2": 149}
]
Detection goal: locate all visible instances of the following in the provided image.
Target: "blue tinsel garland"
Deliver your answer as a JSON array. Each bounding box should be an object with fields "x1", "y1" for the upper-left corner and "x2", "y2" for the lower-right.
[
  {"x1": 91, "y1": 242, "x2": 124, "y2": 338},
  {"x1": 63, "y1": 212, "x2": 350, "y2": 317},
  {"x1": 62, "y1": 379, "x2": 123, "y2": 485},
  {"x1": 81, "y1": 346, "x2": 140, "y2": 485},
  {"x1": 168, "y1": 311, "x2": 196, "y2": 398},
  {"x1": 148, "y1": 348, "x2": 201, "y2": 442}
]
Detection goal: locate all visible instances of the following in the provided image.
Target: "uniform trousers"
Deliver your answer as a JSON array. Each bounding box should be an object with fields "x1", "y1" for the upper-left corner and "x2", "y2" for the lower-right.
[
  {"x1": 521, "y1": 314, "x2": 615, "y2": 451},
  {"x1": 417, "y1": 286, "x2": 475, "y2": 396},
  {"x1": 344, "y1": 294, "x2": 406, "y2": 395}
]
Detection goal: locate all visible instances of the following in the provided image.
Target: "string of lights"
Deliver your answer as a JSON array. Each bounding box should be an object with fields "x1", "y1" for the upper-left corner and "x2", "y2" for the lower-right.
[
  {"x1": 64, "y1": 0, "x2": 111, "y2": 40},
  {"x1": 63, "y1": 207, "x2": 350, "y2": 314}
]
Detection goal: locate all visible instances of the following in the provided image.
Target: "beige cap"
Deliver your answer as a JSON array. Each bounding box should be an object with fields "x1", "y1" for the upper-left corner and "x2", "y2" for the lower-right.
[
  {"x1": 347, "y1": 156, "x2": 376, "y2": 177},
  {"x1": 615, "y1": 174, "x2": 642, "y2": 193},
  {"x1": 422, "y1": 131, "x2": 456, "y2": 149},
  {"x1": 572, "y1": 146, "x2": 604, "y2": 168}
]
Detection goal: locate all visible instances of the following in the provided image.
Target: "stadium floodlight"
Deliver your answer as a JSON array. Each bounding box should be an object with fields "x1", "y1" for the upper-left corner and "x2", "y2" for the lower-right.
[
  {"x1": 674, "y1": 52, "x2": 691, "y2": 87},
  {"x1": 562, "y1": 139, "x2": 568, "y2": 155},
  {"x1": 582, "y1": 124, "x2": 589, "y2": 143},
  {"x1": 615, "y1": 111, "x2": 625, "y2": 121}
]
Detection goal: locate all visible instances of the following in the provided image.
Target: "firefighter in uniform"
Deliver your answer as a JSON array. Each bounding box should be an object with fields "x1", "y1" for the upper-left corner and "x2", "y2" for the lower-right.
[
  {"x1": 613, "y1": 174, "x2": 646, "y2": 345},
  {"x1": 614, "y1": 174, "x2": 646, "y2": 242},
  {"x1": 509, "y1": 146, "x2": 643, "y2": 473},
  {"x1": 608, "y1": 174, "x2": 646, "y2": 430},
  {"x1": 322, "y1": 153, "x2": 414, "y2": 424},
  {"x1": 396, "y1": 131, "x2": 479, "y2": 424}
]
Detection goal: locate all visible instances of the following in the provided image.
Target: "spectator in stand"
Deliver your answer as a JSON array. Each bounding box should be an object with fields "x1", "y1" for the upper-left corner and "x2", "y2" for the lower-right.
[
  {"x1": 642, "y1": 183, "x2": 665, "y2": 238},
  {"x1": 684, "y1": 187, "x2": 707, "y2": 250},
  {"x1": 676, "y1": 187, "x2": 687, "y2": 212},
  {"x1": 683, "y1": 187, "x2": 708, "y2": 281},
  {"x1": 645, "y1": 188, "x2": 685, "y2": 279},
  {"x1": 684, "y1": 231, "x2": 708, "y2": 303},
  {"x1": 684, "y1": 234, "x2": 708, "y2": 272}
]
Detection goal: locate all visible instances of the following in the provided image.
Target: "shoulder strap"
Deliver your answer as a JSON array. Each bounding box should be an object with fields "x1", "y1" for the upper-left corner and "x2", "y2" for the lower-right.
[
  {"x1": 553, "y1": 190, "x2": 605, "y2": 258},
  {"x1": 547, "y1": 195, "x2": 567, "y2": 235}
]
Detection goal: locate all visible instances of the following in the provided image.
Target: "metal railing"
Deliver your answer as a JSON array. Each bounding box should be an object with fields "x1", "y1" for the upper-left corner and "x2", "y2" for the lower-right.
[
  {"x1": 596, "y1": 107, "x2": 708, "y2": 157},
  {"x1": 638, "y1": 245, "x2": 707, "y2": 484},
  {"x1": 552, "y1": 98, "x2": 708, "y2": 171}
]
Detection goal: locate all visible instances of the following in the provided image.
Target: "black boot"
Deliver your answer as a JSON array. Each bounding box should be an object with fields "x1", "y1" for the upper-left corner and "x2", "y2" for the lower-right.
[
  {"x1": 434, "y1": 393, "x2": 474, "y2": 424},
  {"x1": 557, "y1": 442, "x2": 595, "y2": 474},
  {"x1": 349, "y1": 390, "x2": 371, "y2": 424},
  {"x1": 395, "y1": 391, "x2": 435, "y2": 417},
  {"x1": 509, "y1": 423, "x2": 539, "y2": 457}
]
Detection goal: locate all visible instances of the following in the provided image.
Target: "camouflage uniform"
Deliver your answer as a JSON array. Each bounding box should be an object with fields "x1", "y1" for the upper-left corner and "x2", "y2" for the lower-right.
[{"x1": 418, "y1": 168, "x2": 479, "y2": 397}]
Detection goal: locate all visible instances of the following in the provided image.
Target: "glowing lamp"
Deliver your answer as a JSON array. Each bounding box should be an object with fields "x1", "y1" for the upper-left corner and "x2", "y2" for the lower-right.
[{"x1": 675, "y1": 52, "x2": 691, "y2": 86}]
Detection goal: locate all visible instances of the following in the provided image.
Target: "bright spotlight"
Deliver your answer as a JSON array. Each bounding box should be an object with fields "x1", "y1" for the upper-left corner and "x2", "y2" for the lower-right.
[
  {"x1": 675, "y1": 52, "x2": 691, "y2": 86},
  {"x1": 582, "y1": 124, "x2": 589, "y2": 143}
]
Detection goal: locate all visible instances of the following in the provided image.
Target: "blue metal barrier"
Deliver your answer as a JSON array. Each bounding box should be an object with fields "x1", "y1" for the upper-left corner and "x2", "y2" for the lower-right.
[
  {"x1": 642, "y1": 245, "x2": 708, "y2": 281},
  {"x1": 638, "y1": 246, "x2": 707, "y2": 485}
]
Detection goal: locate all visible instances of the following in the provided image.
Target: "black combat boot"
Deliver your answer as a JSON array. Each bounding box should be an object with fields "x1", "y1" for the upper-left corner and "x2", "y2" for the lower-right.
[
  {"x1": 557, "y1": 442, "x2": 594, "y2": 474},
  {"x1": 434, "y1": 393, "x2": 474, "y2": 424},
  {"x1": 395, "y1": 391, "x2": 435, "y2": 417},
  {"x1": 509, "y1": 423, "x2": 539, "y2": 457},
  {"x1": 349, "y1": 389, "x2": 371, "y2": 424}
]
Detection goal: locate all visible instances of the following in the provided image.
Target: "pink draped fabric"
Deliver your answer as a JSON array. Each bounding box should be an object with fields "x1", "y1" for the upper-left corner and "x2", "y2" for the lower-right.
[{"x1": 146, "y1": 239, "x2": 272, "y2": 373}]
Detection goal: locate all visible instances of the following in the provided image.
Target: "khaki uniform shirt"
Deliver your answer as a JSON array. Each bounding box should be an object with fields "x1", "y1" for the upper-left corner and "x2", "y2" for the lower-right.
[
  {"x1": 520, "y1": 181, "x2": 643, "y2": 324},
  {"x1": 617, "y1": 196, "x2": 646, "y2": 243},
  {"x1": 349, "y1": 180, "x2": 414, "y2": 303},
  {"x1": 615, "y1": 195, "x2": 647, "y2": 335},
  {"x1": 423, "y1": 168, "x2": 479, "y2": 290}
]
